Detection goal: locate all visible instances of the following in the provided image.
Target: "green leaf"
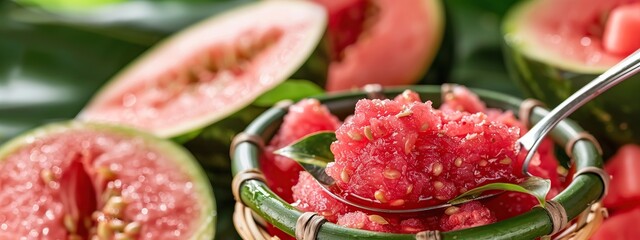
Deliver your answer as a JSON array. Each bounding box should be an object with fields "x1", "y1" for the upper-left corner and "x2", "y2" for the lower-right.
[
  {"x1": 15, "y1": 0, "x2": 126, "y2": 11},
  {"x1": 9, "y1": 0, "x2": 255, "y2": 46},
  {"x1": 273, "y1": 131, "x2": 336, "y2": 185},
  {"x1": 449, "y1": 176, "x2": 551, "y2": 207},
  {"x1": 252, "y1": 79, "x2": 324, "y2": 107}
]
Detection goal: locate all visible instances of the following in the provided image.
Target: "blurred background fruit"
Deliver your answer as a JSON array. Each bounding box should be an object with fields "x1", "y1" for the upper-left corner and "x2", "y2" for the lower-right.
[{"x1": 502, "y1": 0, "x2": 640, "y2": 157}]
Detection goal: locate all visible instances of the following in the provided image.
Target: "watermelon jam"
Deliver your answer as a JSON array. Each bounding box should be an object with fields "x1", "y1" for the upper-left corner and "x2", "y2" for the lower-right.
[
  {"x1": 326, "y1": 90, "x2": 522, "y2": 209},
  {"x1": 0, "y1": 130, "x2": 201, "y2": 239},
  {"x1": 282, "y1": 86, "x2": 565, "y2": 233}
]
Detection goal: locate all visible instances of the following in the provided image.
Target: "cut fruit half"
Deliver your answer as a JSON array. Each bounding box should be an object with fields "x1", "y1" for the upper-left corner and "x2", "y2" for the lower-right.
[
  {"x1": 0, "y1": 121, "x2": 215, "y2": 239},
  {"x1": 313, "y1": 0, "x2": 446, "y2": 91},
  {"x1": 78, "y1": 0, "x2": 328, "y2": 138}
]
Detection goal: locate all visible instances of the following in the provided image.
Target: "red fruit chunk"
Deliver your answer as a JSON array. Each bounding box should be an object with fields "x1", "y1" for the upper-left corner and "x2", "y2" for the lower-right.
[
  {"x1": 335, "y1": 210, "x2": 440, "y2": 233},
  {"x1": 603, "y1": 144, "x2": 640, "y2": 211},
  {"x1": 261, "y1": 99, "x2": 341, "y2": 202},
  {"x1": 602, "y1": 3, "x2": 640, "y2": 56},
  {"x1": 440, "y1": 85, "x2": 486, "y2": 113},
  {"x1": 484, "y1": 192, "x2": 540, "y2": 221},
  {"x1": 291, "y1": 172, "x2": 351, "y2": 222},
  {"x1": 336, "y1": 211, "x2": 395, "y2": 233},
  {"x1": 326, "y1": 92, "x2": 521, "y2": 208},
  {"x1": 592, "y1": 207, "x2": 640, "y2": 240},
  {"x1": 293, "y1": 171, "x2": 440, "y2": 233},
  {"x1": 440, "y1": 201, "x2": 496, "y2": 231}
]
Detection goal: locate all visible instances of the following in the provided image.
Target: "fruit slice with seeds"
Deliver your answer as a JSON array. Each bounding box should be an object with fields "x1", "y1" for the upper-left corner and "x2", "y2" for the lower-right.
[
  {"x1": 0, "y1": 122, "x2": 215, "y2": 239},
  {"x1": 79, "y1": 0, "x2": 328, "y2": 139}
]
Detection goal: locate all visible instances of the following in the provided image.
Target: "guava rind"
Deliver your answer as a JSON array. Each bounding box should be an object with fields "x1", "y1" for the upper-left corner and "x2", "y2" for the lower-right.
[{"x1": 0, "y1": 121, "x2": 216, "y2": 239}]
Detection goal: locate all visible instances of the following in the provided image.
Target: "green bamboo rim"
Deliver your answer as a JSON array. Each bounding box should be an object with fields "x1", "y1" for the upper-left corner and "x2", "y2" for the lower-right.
[{"x1": 231, "y1": 85, "x2": 605, "y2": 239}]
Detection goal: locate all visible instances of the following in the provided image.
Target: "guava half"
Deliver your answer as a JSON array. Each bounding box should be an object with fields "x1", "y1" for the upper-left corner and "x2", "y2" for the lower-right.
[
  {"x1": 78, "y1": 0, "x2": 328, "y2": 139},
  {"x1": 0, "y1": 121, "x2": 215, "y2": 239},
  {"x1": 313, "y1": 0, "x2": 446, "y2": 91},
  {"x1": 502, "y1": 0, "x2": 640, "y2": 154}
]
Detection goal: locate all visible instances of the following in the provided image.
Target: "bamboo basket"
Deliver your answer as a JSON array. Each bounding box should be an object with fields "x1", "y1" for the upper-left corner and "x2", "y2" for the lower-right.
[{"x1": 230, "y1": 85, "x2": 609, "y2": 240}]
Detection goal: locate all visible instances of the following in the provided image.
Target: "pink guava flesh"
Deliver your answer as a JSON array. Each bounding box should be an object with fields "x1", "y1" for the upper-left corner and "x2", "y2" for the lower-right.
[
  {"x1": 79, "y1": 1, "x2": 327, "y2": 138},
  {"x1": 0, "y1": 130, "x2": 201, "y2": 239},
  {"x1": 314, "y1": 0, "x2": 442, "y2": 91}
]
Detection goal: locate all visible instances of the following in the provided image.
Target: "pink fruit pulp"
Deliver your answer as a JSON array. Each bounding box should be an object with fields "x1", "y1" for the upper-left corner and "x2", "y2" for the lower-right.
[
  {"x1": 0, "y1": 129, "x2": 202, "y2": 239},
  {"x1": 314, "y1": 0, "x2": 443, "y2": 91}
]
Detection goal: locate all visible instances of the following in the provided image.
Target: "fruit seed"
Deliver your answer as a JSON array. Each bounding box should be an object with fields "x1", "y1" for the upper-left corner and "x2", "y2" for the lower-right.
[
  {"x1": 114, "y1": 233, "x2": 133, "y2": 240},
  {"x1": 363, "y1": 126, "x2": 374, "y2": 141},
  {"x1": 124, "y1": 221, "x2": 142, "y2": 235},
  {"x1": 63, "y1": 214, "x2": 77, "y2": 233},
  {"x1": 374, "y1": 190, "x2": 387, "y2": 203},
  {"x1": 97, "y1": 221, "x2": 113, "y2": 240},
  {"x1": 402, "y1": 226, "x2": 422, "y2": 233},
  {"x1": 445, "y1": 206, "x2": 460, "y2": 215},
  {"x1": 433, "y1": 181, "x2": 444, "y2": 190},
  {"x1": 406, "y1": 184, "x2": 414, "y2": 194},
  {"x1": 404, "y1": 138, "x2": 415, "y2": 154},
  {"x1": 500, "y1": 157, "x2": 512, "y2": 165},
  {"x1": 104, "y1": 196, "x2": 127, "y2": 218},
  {"x1": 479, "y1": 160, "x2": 488, "y2": 167},
  {"x1": 383, "y1": 168, "x2": 400, "y2": 180},
  {"x1": 40, "y1": 169, "x2": 55, "y2": 184},
  {"x1": 432, "y1": 162, "x2": 443, "y2": 176},
  {"x1": 420, "y1": 123, "x2": 430, "y2": 132},
  {"x1": 368, "y1": 215, "x2": 389, "y2": 225},
  {"x1": 395, "y1": 109, "x2": 413, "y2": 118},
  {"x1": 110, "y1": 219, "x2": 126, "y2": 232},
  {"x1": 347, "y1": 131, "x2": 362, "y2": 141},
  {"x1": 390, "y1": 199, "x2": 405, "y2": 207},
  {"x1": 97, "y1": 167, "x2": 117, "y2": 181},
  {"x1": 454, "y1": 158, "x2": 463, "y2": 167},
  {"x1": 92, "y1": 211, "x2": 105, "y2": 222},
  {"x1": 340, "y1": 170, "x2": 350, "y2": 183}
]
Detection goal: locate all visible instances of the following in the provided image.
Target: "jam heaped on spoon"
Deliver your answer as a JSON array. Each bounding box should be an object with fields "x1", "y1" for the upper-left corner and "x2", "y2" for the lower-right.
[{"x1": 325, "y1": 90, "x2": 522, "y2": 210}]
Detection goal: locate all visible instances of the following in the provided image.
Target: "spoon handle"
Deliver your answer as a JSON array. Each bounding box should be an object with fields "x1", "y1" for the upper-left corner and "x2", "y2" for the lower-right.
[{"x1": 519, "y1": 49, "x2": 640, "y2": 176}]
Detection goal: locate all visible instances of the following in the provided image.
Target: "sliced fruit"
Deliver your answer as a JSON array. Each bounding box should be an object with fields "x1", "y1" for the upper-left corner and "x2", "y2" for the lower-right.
[
  {"x1": 603, "y1": 144, "x2": 640, "y2": 212},
  {"x1": 592, "y1": 207, "x2": 640, "y2": 240},
  {"x1": 312, "y1": 0, "x2": 446, "y2": 91},
  {"x1": 0, "y1": 121, "x2": 215, "y2": 239},
  {"x1": 602, "y1": 3, "x2": 640, "y2": 55},
  {"x1": 78, "y1": 0, "x2": 328, "y2": 138},
  {"x1": 503, "y1": 0, "x2": 640, "y2": 154}
]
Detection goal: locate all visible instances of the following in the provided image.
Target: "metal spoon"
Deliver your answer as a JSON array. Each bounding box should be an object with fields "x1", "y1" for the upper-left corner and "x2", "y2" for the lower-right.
[
  {"x1": 308, "y1": 49, "x2": 640, "y2": 214},
  {"x1": 519, "y1": 49, "x2": 640, "y2": 176}
]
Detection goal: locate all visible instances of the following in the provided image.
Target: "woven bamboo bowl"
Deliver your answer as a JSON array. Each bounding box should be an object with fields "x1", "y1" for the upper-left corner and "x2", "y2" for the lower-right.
[{"x1": 230, "y1": 85, "x2": 608, "y2": 240}]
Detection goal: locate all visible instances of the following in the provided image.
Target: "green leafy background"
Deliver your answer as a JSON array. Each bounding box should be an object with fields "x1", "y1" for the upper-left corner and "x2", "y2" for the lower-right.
[{"x1": 0, "y1": 0, "x2": 523, "y2": 238}]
